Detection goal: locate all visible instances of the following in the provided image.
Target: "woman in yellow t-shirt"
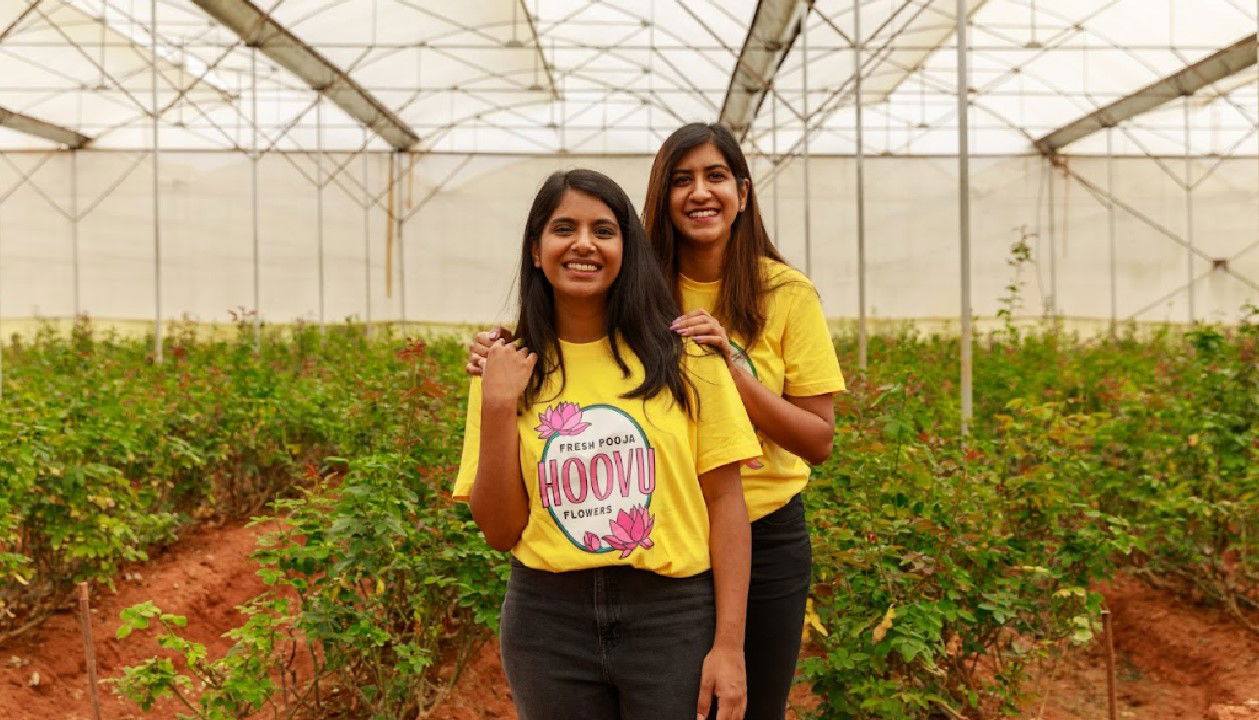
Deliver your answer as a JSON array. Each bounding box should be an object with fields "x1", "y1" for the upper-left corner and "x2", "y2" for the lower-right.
[
  {"x1": 467, "y1": 128, "x2": 843, "y2": 720},
  {"x1": 643, "y1": 123, "x2": 845, "y2": 720},
  {"x1": 454, "y1": 169, "x2": 761, "y2": 720}
]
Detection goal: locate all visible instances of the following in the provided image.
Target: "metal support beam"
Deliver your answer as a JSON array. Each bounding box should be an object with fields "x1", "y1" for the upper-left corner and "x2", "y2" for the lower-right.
[
  {"x1": 251, "y1": 46, "x2": 261, "y2": 350},
  {"x1": 189, "y1": 0, "x2": 420, "y2": 150},
  {"x1": 316, "y1": 97, "x2": 325, "y2": 330},
  {"x1": 1184, "y1": 97, "x2": 1196, "y2": 323},
  {"x1": 362, "y1": 140, "x2": 372, "y2": 329},
  {"x1": 0, "y1": 106, "x2": 90, "y2": 149},
  {"x1": 396, "y1": 152, "x2": 407, "y2": 325},
  {"x1": 71, "y1": 149, "x2": 79, "y2": 317},
  {"x1": 151, "y1": 0, "x2": 162, "y2": 363},
  {"x1": 719, "y1": 0, "x2": 807, "y2": 139},
  {"x1": 957, "y1": 0, "x2": 973, "y2": 435},
  {"x1": 1035, "y1": 33, "x2": 1258, "y2": 152},
  {"x1": 802, "y1": 6, "x2": 812, "y2": 278},
  {"x1": 854, "y1": 0, "x2": 868, "y2": 373},
  {"x1": 1107, "y1": 128, "x2": 1117, "y2": 337}
]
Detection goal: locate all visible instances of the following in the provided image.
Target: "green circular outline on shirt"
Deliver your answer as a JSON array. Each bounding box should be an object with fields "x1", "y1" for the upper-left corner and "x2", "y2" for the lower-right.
[
  {"x1": 730, "y1": 339, "x2": 758, "y2": 379},
  {"x1": 538, "y1": 403, "x2": 654, "y2": 553}
]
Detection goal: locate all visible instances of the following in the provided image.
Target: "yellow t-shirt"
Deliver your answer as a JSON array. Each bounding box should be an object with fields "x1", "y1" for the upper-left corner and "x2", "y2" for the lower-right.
[
  {"x1": 679, "y1": 258, "x2": 845, "y2": 521},
  {"x1": 453, "y1": 337, "x2": 760, "y2": 578}
]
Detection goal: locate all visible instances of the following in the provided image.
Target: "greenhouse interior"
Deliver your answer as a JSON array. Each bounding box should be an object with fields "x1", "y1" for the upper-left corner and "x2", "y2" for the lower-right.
[
  {"x1": 2, "y1": 0, "x2": 1256, "y2": 339},
  {"x1": 1, "y1": 2, "x2": 1258, "y2": 720}
]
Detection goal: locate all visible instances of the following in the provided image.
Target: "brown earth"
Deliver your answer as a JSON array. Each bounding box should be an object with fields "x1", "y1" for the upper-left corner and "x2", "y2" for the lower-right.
[
  {"x1": 4, "y1": 522, "x2": 1256, "y2": 720},
  {"x1": 0, "y1": 521, "x2": 275, "y2": 720},
  {"x1": 1021, "y1": 574, "x2": 1259, "y2": 720}
]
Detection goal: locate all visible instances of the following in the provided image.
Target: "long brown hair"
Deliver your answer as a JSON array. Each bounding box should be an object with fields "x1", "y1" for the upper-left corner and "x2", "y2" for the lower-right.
[{"x1": 642, "y1": 122, "x2": 787, "y2": 349}]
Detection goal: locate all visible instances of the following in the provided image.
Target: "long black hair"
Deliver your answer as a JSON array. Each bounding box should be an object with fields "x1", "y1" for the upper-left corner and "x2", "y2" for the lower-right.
[
  {"x1": 515, "y1": 169, "x2": 691, "y2": 414},
  {"x1": 643, "y1": 122, "x2": 791, "y2": 350}
]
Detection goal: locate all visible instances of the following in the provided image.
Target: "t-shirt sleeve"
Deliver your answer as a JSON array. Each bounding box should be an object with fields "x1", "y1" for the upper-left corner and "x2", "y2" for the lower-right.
[
  {"x1": 782, "y1": 283, "x2": 846, "y2": 397},
  {"x1": 686, "y1": 350, "x2": 763, "y2": 476},
  {"x1": 451, "y1": 378, "x2": 482, "y2": 502}
]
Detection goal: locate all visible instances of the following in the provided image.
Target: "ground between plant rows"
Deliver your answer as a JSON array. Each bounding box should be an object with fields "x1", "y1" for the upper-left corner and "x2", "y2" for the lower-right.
[{"x1": 1, "y1": 522, "x2": 1257, "y2": 720}]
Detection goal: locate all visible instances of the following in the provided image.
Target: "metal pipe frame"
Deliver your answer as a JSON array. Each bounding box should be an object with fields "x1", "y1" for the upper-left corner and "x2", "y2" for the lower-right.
[
  {"x1": 719, "y1": 0, "x2": 807, "y2": 139},
  {"x1": 802, "y1": 3, "x2": 812, "y2": 278},
  {"x1": 151, "y1": 0, "x2": 162, "y2": 363},
  {"x1": 188, "y1": 0, "x2": 419, "y2": 151},
  {"x1": 854, "y1": 0, "x2": 868, "y2": 373},
  {"x1": 1035, "y1": 34, "x2": 1259, "y2": 153},
  {"x1": 957, "y1": 0, "x2": 973, "y2": 435}
]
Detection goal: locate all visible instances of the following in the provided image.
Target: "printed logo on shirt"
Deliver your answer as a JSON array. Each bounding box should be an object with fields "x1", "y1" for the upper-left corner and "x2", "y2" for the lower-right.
[
  {"x1": 534, "y1": 402, "x2": 656, "y2": 557},
  {"x1": 730, "y1": 340, "x2": 757, "y2": 379}
]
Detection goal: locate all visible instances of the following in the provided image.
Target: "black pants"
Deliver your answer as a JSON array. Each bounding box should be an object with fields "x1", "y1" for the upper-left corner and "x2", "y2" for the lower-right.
[
  {"x1": 745, "y1": 494, "x2": 812, "y2": 720},
  {"x1": 500, "y1": 559, "x2": 715, "y2": 720}
]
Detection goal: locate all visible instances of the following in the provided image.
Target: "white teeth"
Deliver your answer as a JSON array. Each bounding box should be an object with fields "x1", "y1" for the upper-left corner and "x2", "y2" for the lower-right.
[
  {"x1": 688, "y1": 209, "x2": 718, "y2": 218},
  {"x1": 566, "y1": 262, "x2": 598, "y2": 272}
]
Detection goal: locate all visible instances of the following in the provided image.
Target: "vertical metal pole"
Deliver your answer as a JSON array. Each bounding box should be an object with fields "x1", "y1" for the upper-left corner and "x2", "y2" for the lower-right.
[
  {"x1": 0, "y1": 198, "x2": 5, "y2": 400},
  {"x1": 1047, "y1": 159, "x2": 1057, "y2": 317},
  {"x1": 363, "y1": 145, "x2": 372, "y2": 330},
  {"x1": 956, "y1": 0, "x2": 973, "y2": 434},
  {"x1": 71, "y1": 149, "x2": 80, "y2": 318},
  {"x1": 801, "y1": 6, "x2": 812, "y2": 278},
  {"x1": 396, "y1": 152, "x2": 406, "y2": 327},
  {"x1": 151, "y1": 0, "x2": 162, "y2": 363},
  {"x1": 772, "y1": 89, "x2": 780, "y2": 246},
  {"x1": 854, "y1": 0, "x2": 868, "y2": 372},
  {"x1": 1107, "y1": 127, "x2": 1118, "y2": 338},
  {"x1": 1184, "y1": 95, "x2": 1195, "y2": 324},
  {"x1": 316, "y1": 96, "x2": 325, "y2": 331},
  {"x1": 251, "y1": 47, "x2": 261, "y2": 350}
]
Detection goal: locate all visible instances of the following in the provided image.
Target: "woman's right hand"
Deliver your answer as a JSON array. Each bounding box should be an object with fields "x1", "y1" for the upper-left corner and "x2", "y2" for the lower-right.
[
  {"x1": 481, "y1": 339, "x2": 536, "y2": 407},
  {"x1": 466, "y1": 326, "x2": 515, "y2": 376}
]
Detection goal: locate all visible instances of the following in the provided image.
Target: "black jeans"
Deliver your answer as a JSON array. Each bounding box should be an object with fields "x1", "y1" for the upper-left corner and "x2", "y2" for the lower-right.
[
  {"x1": 500, "y1": 559, "x2": 716, "y2": 720},
  {"x1": 745, "y1": 494, "x2": 812, "y2": 720}
]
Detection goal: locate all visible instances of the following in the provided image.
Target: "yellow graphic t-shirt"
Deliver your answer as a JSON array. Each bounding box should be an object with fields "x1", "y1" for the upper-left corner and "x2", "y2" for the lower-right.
[
  {"x1": 453, "y1": 337, "x2": 761, "y2": 578},
  {"x1": 679, "y1": 258, "x2": 845, "y2": 521}
]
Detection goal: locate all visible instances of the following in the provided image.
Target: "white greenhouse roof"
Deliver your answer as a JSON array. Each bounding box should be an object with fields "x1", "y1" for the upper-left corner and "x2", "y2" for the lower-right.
[{"x1": 0, "y1": 0, "x2": 1255, "y2": 156}]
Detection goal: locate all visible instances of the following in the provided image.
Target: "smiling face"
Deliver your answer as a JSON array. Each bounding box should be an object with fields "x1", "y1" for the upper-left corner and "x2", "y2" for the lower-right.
[
  {"x1": 532, "y1": 189, "x2": 624, "y2": 303},
  {"x1": 667, "y1": 141, "x2": 749, "y2": 250}
]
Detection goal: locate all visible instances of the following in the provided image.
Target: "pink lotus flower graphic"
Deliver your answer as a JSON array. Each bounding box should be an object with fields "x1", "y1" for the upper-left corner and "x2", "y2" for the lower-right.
[
  {"x1": 583, "y1": 531, "x2": 602, "y2": 552},
  {"x1": 535, "y1": 402, "x2": 591, "y2": 440},
  {"x1": 602, "y1": 506, "x2": 655, "y2": 558}
]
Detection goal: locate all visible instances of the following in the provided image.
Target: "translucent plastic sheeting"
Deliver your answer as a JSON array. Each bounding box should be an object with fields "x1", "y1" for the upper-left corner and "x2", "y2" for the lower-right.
[
  {"x1": 1, "y1": 1, "x2": 1254, "y2": 155},
  {"x1": 1, "y1": 150, "x2": 1254, "y2": 326}
]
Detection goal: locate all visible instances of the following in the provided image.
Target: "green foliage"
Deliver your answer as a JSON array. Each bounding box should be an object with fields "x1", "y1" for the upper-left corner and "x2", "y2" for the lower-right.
[{"x1": 6, "y1": 315, "x2": 1255, "y2": 719}]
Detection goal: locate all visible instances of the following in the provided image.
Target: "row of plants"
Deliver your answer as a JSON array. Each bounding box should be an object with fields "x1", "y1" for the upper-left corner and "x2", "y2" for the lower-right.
[
  {"x1": 3, "y1": 313, "x2": 1254, "y2": 719},
  {"x1": 0, "y1": 318, "x2": 387, "y2": 640},
  {"x1": 804, "y1": 317, "x2": 1258, "y2": 718}
]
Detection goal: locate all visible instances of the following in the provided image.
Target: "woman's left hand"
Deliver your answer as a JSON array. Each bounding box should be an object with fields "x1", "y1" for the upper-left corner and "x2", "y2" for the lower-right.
[
  {"x1": 671, "y1": 310, "x2": 733, "y2": 365},
  {"x1": 697, "y1": 644, "x2": 746, "y2": 720}
]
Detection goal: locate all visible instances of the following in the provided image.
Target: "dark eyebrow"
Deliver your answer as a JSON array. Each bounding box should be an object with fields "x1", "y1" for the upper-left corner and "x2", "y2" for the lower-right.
[
  {"x1": 704, "y1": 164, "x2": 731, "y2": 172},
  {"x1": 549, "y1": 216, "x2": 576, "y2": 224}
]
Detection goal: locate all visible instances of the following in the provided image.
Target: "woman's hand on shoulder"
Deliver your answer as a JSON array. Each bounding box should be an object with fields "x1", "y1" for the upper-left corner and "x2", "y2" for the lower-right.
[
  {"x1": 697, "y1": 643, "x2": 746, "y2": 720},
  {"x1": 481, "y1": 339, "x2": 535, "y2": 407},
  {"x1": 466, "y1": 326, "x2": 514, "y2": 376},
  {"x1": 671, "y1": 310, "x2": 732, "y2": 366}
]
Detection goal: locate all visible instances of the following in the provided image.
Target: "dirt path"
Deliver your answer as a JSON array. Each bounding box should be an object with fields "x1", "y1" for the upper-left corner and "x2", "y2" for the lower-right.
[
  {"x1": 1024, "y1": 574, "x2": 1259, "y2": 720},
  {"x1": 429, "y1": 575, "x2": 1259, "y2": 720},
  {"x1": 5, "y1": 528, "x2": 1255, "y2": 720},
  {"x1": 0, "y1": 521, "x2": 274, "y2": 720}
]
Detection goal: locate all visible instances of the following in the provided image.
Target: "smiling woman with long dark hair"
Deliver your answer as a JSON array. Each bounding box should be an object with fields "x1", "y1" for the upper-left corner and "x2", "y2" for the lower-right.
[
  {"x1": 465, "y1": 130, "x2": 845, "y2": 720},
  {"x1": 453, "y1": 168, "x2": 760, "y2": 720}
]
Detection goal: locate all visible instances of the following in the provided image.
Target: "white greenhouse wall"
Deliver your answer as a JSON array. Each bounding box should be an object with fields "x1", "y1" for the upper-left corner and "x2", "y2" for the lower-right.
[{"x1": 0, "y1": 151, "x2": 1256, "y2": 330}]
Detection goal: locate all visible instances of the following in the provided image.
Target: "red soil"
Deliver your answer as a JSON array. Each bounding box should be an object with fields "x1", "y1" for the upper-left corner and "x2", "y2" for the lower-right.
[
  {"x1": 0, "y1": 521, "x2": 275, "y2": 720},
  {"x1": 1024, "y1": 574, "x2": 1259, "y2": 720},
  {"x1": 4, "y1": 523, "x2": 1255, "y2": 720}
]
